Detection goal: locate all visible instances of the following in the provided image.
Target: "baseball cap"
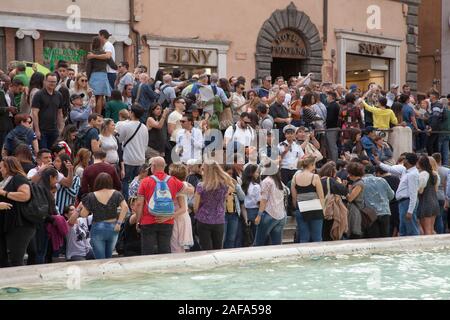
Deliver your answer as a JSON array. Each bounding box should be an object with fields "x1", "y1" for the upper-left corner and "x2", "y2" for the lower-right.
[
  {"x1": 349, "y1": 84, "x2": 358, "y2": 91},
  {"x1": 283, "y1": 125, "x2": 297, "y2": 134},
  {"x1": 391, "y1": 84, "x2": 399, "y2": 89},
  {"x1": 365, "y1": 126, "x2": 376, "y2": 133},
  {"x1": 186, "y1": 159, "x2": 202, "y2": 166},
  {"x1": 70, "y1": 93, "x2": 85, "y2": 103}
]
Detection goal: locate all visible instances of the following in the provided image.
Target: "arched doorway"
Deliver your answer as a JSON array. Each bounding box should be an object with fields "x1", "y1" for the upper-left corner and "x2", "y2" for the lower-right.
[{"x1": 255, "y1": 2, "x2": 323, "y2": 82}]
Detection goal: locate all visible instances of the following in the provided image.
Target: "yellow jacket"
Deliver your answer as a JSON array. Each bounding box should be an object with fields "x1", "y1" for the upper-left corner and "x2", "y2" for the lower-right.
[{"x1": 362, "y1": 101, "x2": 398, "y2": 129}]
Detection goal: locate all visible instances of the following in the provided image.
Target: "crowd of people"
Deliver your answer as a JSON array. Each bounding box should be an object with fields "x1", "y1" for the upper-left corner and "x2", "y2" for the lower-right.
[{"x1": 0, "y1": 29, "x2": 449, "y2": 268}]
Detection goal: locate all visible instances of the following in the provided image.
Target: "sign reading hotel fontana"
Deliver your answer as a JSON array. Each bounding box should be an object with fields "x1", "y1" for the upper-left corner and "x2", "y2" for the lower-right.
[{"x1": 272, "y1": 29, "x2": 307, "y2": 59}]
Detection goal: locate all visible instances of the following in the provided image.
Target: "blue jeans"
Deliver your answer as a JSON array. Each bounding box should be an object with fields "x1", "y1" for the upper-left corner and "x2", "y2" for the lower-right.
[
  {"x1": 39, "y1": 130, "x2": 59, "y2": 150},
  {"x1": 439, "y1": 135, "x2": 450, "y2": 167},
  {"x1": 254, "y1": 212, "x2": 286, "y2": 246},
  {"x1": 35, "y1": 223, "x2": 49, "y2": 264},
  {"x1": 295, "y1": 210, "x2": 323, "y2": 243},
  {"x1": 90, "y1": 222, "x2": 119, "y2": 259},
  {"x1": 246, "y1": 208, "x2": 259, "y2": 240},
  {"x1": 398, "y1": 199, "x2": 420, "y2": 236},
  {"x1": 107, "y1": 73, "x2": 117, "y2": 91},
  {"x1": 435, "y1": 201, "x2": 446, "y2": 234},
  {"x1": 123, "y1": 165, "x2": 141, "y2": 201},
  {"x1": 223, "y1": 213, "x2": 239, "y2": 249}
]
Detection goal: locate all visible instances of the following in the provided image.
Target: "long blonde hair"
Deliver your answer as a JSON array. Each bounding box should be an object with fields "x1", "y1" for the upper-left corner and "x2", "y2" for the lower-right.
[
  {"x1": 74, "y1": 72, "x2": 89, "y2": 92},
  {"x1": 202, "y1": 160, "x2": 235, "y2": 192}
]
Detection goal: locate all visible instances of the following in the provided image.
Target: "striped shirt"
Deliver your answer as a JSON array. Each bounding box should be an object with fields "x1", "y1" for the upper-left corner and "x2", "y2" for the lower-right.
[{"x1": 56, "y1": 175, "x2": 81, "y2": 214}]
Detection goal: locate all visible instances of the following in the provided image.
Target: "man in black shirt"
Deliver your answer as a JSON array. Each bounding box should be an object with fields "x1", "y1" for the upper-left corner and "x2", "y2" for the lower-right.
[
  {"x1": 269, "y1": 90, "x2": 291, "y2": 141},
  {"x1": 31, "y1": 73, "x2": 64, "y2": 149},
  {"x1": 326, "y1": 91, "x2": 341, "y2": 162}
]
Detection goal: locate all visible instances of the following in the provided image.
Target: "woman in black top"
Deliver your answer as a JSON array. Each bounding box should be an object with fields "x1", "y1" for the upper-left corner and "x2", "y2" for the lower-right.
[
  {"x1": 0, "y1": 157, "x2": 33, "y2": 267},
  {"x1": 86, "y1": 36, "x2": 116, "y2": 114},
  {"x1": 319, "y1": 162, "x2": 349, "y2": 241},
  {"x1": 146, "y1": 103, "x2": 169, "y2": 161},
  {"x1": 80, "y1": 173, "x2": 128, "y2": 259}
]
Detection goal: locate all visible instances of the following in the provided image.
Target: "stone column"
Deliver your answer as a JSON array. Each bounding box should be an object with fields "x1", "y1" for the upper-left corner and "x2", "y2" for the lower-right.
[
  {"x1": 217, "y1": 49, "x2": 228, "y2": 79},
  {"x1": 15, "y1": 29, "x2": 40, "y2": 62},
  {"x1": 110, "y1": 36, "x2": 132, "y2": 65},
  {"x1": 113, "y1": 42, "x2": 124, "y2": 64},
  {"x1": 405, "y1": 2, "x2": 420, "y2": 93}
]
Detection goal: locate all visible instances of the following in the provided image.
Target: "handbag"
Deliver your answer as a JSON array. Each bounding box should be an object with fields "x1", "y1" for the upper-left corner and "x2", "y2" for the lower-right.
[
  {"x1": 304, "y1": 143, "x2": 323, "y2": 162},
  {"x1": 297, "y1": 199, "x2": 323, "y2": 213},
  {"x1": 360, "y1": 207, "x2": 378, "y2": 229}
]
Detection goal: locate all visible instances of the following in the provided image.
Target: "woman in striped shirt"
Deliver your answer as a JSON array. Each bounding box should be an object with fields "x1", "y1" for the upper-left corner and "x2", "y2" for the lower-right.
[{"x1": 54, "y1": 154, "x2": 80, "y2": 214}]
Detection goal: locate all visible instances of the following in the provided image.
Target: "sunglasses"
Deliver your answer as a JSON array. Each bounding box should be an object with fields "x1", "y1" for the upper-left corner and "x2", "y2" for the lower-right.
[
  {"x1": 80, "y1": 79, "x2": 88, "y2": 83},
  {"x1": 180, "y1": 120, "x2": 187, "y2": 123}
]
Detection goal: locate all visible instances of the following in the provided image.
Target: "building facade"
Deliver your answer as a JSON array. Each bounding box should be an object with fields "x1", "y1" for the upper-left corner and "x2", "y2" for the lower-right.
[
  {"x1": 418, "y1": 0, "x2": 450, "y2": 95},
  {"x1": 134, "y1": 0, "x2": 420, "y2": 91},
  {"x1": 0, "y1": 0, "x2": 133, "y2": 72}
]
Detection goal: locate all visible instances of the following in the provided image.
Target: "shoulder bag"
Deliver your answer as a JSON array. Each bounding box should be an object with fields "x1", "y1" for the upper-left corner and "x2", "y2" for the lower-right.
[{"x1": 123, "y1": 123, "x2": 143, "y2": 148}]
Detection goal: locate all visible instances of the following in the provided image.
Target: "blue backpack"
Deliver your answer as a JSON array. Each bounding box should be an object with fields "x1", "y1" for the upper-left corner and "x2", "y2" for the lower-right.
[{"x1": 147, "y1": 176, "x2": 175, "y2": 216}]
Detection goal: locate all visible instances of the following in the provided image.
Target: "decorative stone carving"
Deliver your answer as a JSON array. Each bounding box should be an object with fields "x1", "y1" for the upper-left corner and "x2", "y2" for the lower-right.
[
  {"x1": 255, "y1": 2, "x2": 323, "y2": 80},
  {"x1": 15, "y1": 29, "x2": 40, "y2": 40}
]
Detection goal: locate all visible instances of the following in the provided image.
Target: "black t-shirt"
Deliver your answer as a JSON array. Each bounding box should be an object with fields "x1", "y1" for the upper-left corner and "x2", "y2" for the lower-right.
[
  {"x1": 82, "y1": 191, "x2": 125, "y2": 223},
  {"x1": 326, "y1": 101, "x2": 341, "y2": 129},
  {"x1": 31, "y1": 89, "x2": 62, "y2": 131},
  {"x1": 148, "y1": 116, "x2": 165, "y2": 152},
  {"x1": 0, "y1": 174, "x2": 32, "y2": 233},
  {"x1": 382, "y1": 175, "x2": 400, "y2": 197},
  {"x1": 83, "y1": 127, "x2": 100, "y2": 152},
  {"x1": 269, "y1": 103, "x2": 289, "y2": 129}
]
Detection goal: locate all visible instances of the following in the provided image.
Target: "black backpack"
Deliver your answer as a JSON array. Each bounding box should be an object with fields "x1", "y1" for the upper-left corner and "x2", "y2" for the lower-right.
[
  {"x1": 74, "y1": 127, "x2": 96, "y2": 153},
  {"x1": 21, "y1": 183, "x2": 51, "y2": 225},
  {"x1": 11, "y1": 132, "x2": 29, "y2": 155}
]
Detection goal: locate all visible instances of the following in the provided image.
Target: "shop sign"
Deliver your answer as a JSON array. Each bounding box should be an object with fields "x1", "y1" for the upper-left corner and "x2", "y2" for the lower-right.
[
  {"x1": 161, "y1": 47, "x2": 218, "y2": 67},
  {"x1": 43, "y1": 43, "x2": 89, "y2": 71},
  {"x1": 358, "y1": 42, "x2": 387, "y2": 56},
  {"x1": 272, "y1": 29, "x2": 307, "y2": 59}
]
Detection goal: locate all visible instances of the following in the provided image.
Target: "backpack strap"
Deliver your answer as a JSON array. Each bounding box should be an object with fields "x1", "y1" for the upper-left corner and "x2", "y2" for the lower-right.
[
  {"x1": 150, "y1": 175, "x2": 160, "y2": 183},
  {"x1": 326, "y1": 177, "x2": 331, "y2": 198},
  {"x1": 123, "y1": 123, "x2": 143, "y2": 148}
]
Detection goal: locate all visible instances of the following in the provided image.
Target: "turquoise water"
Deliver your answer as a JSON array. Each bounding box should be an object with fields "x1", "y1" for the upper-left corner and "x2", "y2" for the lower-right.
[{"x1": 2, "y1": 249, "x2": 450, "y2": 300}]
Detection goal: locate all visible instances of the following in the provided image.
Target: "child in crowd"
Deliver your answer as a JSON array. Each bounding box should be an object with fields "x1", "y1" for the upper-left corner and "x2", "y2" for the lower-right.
[
  {"x1": 169, "y1": 164, "x2": 194, "y2": 253},
  {"x1": 64, "y1": 205, "x2": 94, "y2": 261}
]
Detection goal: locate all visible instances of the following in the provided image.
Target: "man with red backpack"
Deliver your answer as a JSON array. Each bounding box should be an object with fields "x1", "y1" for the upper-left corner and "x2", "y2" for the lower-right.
[{"x1": 135, "y1": 157, "x2": 193, "y2": 255}]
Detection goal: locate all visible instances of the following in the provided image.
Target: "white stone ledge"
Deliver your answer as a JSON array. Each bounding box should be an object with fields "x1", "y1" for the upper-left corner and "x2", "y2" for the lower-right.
[{"x1": 1, "y1": 235, "x2": 450, "y2": 289}]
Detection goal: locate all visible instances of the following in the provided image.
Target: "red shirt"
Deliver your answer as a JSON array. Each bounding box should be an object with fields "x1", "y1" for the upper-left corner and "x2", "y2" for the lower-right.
[{"x1": 138, "y1": 171, "x2": 184, "y2": 225}]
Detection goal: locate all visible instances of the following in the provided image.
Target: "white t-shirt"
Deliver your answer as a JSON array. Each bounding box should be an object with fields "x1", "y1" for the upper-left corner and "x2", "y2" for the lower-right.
[
  {"x1": 175, "y1": 128, "x2": 204, "y2": 164},
  {"x1": 27, "y1": 167, "x2": 65, "y2": 187},
  {"x1": 224, "y1": 124, "x2": 255, "y2": 148},
  {"x1": 100, "y1": 134, "x2": 119, "y2": 164},
  {"x1": 66, "y1": 216, "x2": 92, "y2": 260},
  {"x1": 278, "y1": 141, "x2": 305, "y2": 170},
  {"x1": 104, "y1": 41, "x2": 116, "y2": 74},
  {"x1": 116, "y1": 120, "x2": 148, "y2": 166},
  {"x1": 168, "y1": 110, "x2": 184, "y2": 142}
]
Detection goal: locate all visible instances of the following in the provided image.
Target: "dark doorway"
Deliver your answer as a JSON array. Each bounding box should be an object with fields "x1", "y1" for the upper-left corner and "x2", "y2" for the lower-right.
[{"x1": 271, "y1": 58, "x2": 306, "y2": 81}]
